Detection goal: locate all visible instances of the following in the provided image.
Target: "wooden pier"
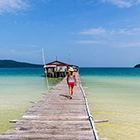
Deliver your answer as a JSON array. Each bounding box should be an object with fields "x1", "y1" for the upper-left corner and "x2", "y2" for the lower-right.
[{"x1": 0, "y1": 74, "x2": 98, "y2": 140}]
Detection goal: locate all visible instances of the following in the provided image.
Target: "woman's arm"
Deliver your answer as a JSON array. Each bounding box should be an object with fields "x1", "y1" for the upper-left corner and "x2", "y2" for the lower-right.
[
  {"x1": 74, "y1": 73, "x2": 77, "y2": 85},
  {"x1": 66, "y1": 72, "x2": 69, "y2": 84}
]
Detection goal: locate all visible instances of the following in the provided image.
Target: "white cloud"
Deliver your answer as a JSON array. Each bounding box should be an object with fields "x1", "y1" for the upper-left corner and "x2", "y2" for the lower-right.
[
  {"x1": 109, "y1": 41, "x2": 140, "y2": 48},
  {"x1": 0, "y1": 0, "x2": 30, "y2": 14},
  {"x1": 101, "y1": 0, "x2": 139, "y2": 8},
  {"x1": 76, "y1": 39, "x2": 140, "y2": 48},
  {"x1": 80, "y1": 27, "x2": 140, "y2": 36},
  {"x1": 0, "y1": 47, "x2": 41, "y2": 54},
  {"x1": 77, "y1": 27, "x2": 140, "y2": 47},
  {"x1": 80, "y1": 27, "x2": 107, "y2": 35},
  {"x1": 78, "y1": 0, "x2": 140, "y2": 8},
  {"x1": 114, "y1": 28, "x2": 140, "y2": 35},
  {"x1": 76, "y1": 40, "x2": 105, "y2": 44}
]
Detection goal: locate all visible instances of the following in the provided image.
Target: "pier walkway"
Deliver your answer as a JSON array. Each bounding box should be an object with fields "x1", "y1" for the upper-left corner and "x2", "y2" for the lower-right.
[{"x1": 0, "y1": 74, "x2": 98, "y2": 140}]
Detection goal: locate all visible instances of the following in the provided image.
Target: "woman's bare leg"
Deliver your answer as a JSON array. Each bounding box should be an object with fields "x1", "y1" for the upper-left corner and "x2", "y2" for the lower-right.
[
  {"x1": 70, "y1": 87, "x2": 73, "y2": 99},
  {"x1": 69, "y1": 86, "x2": 72, "y2": 99},
  {"x1": 71, "y1": 87, "x2": 74, "y2": 96}
]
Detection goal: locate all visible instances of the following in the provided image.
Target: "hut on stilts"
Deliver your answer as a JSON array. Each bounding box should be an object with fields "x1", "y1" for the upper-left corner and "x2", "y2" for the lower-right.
[{"x1": 44, "y1": 60, "x2": 78, "y2": 78}]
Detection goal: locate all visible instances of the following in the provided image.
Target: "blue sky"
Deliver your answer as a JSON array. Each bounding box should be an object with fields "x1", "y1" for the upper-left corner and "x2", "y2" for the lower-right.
[{"x1": 0, "y1": 0, "x2": 140, "y2": 67}]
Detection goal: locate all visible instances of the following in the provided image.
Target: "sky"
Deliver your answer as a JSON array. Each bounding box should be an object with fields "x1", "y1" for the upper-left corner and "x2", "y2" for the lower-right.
[{"x1": 0, "y1": 0, "x2": 140, "y2": 67}]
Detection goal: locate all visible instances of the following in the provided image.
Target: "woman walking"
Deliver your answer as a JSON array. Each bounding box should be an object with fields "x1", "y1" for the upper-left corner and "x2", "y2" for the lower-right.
[{"x1": 67, "y1": 67, "x2": 77, "y2": 99}]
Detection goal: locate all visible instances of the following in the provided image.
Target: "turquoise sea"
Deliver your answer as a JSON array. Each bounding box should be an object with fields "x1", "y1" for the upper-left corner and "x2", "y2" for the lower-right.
[
  {"x1": 80, "y1": 68, "x2": 140, "y2": 140},
  {"x1": 0, "y1": 68, "x2": 62, "y2": 133},
  {"x1": 0, "y1": 67, "x2": 140, "y2": 140}
]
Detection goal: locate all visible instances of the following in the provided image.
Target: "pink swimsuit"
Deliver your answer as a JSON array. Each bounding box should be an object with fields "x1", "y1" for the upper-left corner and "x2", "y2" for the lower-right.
[{"x1": 68, "y1": 74, "x2": 75, "y2": 88}]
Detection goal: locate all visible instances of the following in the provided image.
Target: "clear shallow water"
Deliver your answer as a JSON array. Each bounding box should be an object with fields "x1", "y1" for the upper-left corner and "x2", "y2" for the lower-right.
[
  {"x1": 0, "y1": 68, "x2": 62, "y2": 133},
  {"x1": 1, "y1": 67, "x2": 140, "y2": 140},
  {"x1": 80, "y1": 68, "x2": 140, "y2": 140}
]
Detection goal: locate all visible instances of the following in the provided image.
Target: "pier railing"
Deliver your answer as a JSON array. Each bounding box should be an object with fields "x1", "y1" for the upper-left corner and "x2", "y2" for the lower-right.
[{"x1": 78, "y1": 73, "x2": 99, "y2": 140}]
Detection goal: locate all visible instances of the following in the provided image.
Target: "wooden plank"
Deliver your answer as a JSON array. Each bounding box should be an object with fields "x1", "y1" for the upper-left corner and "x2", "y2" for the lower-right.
[
  {"x1": 94, "y1": 119, "x2": 109, "y2": 123},
  {"x1": 0, "y1": 75, "x2": 96, "y2": 140}
]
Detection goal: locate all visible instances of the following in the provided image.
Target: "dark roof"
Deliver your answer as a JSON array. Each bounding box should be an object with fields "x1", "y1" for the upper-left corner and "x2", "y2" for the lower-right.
[{"x1": 45, "y1": 60, "x2": 70, "y2": 66}]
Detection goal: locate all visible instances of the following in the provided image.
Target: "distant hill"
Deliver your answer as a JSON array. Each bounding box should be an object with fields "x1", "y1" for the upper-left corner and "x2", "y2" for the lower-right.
[
  {"x1": 134, "y1": 64, "x2": 140, "y2": 68},
  {"x1": 0, "y1": 60, "x2": 43, "y2": 68}
]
